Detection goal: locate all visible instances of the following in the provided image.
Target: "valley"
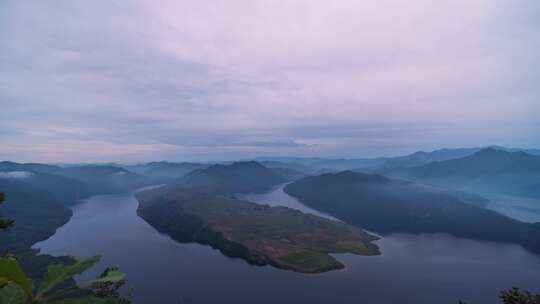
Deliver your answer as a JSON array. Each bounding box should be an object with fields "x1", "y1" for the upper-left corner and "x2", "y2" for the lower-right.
[
  {"x1": 31, "y1": 184, "x2": 540, "y2": 304},
  {"x1": 2, "y1": 147, "x2": 540, "y2": 303}
]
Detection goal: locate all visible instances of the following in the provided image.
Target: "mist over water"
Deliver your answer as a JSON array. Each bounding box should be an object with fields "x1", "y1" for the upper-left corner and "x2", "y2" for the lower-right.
[
  {"x1": 34, "y1": 187, "x2": 540, "y2": 304},
  {"x1": 483, "y1": 193, "x2": 540, "y2": 223}
]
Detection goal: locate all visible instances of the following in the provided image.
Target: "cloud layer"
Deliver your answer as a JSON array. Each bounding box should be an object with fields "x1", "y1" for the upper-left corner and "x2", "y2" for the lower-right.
[{"x1": 1, "y1": 0, "x2": 539, "y2": 162}]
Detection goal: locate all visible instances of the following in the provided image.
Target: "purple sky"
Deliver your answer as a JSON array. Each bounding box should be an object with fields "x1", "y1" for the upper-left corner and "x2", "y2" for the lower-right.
[{"x1": 1, "y1": 0, "x2": 539, "y2": 162}]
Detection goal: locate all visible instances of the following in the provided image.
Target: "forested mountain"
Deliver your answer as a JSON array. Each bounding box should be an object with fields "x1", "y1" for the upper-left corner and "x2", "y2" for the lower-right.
[{"x1": 285, "y1": 171, "x2": 540, "y2": 253}]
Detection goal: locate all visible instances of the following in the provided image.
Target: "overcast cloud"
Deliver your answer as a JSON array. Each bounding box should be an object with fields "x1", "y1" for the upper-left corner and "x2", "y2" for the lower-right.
[{"x1": 1, "y1": 0, "x2": 539, "y2": 162}]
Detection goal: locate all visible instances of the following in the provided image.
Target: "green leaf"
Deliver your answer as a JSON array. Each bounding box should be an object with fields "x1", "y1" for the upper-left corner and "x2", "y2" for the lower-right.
[
  {"x1": 0, "y1": 283, "x2": 28, "y2": 304},
  {"x1": 37, "y1": 256, "x2": 101, "y2": 298},
  {"x1": 0, "y1": 256, "x2": 33, "y2": 296},
  {"x1": 89, "y1": 271, "x2": 125, "y2": 284},
  {"x1": 41, "y1": 287, "x2": 79, "y2": 302},
  {"x1": 0, "y1": 277, "x2": 9, "y2": 287}
]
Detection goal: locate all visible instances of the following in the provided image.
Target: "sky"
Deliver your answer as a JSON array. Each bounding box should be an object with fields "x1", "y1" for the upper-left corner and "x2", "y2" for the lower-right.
[{"x1": 1, "y1": 0, "x2": 539, "y2": 163}]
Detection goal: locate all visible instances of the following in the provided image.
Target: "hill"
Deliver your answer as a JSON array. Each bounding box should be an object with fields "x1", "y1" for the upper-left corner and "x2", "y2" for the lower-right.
[
  {"x1": 380, "y1": 148, "x2": 540, "y2": 198},
  {"x1": 125, "y1": 161, "x2": 208, "y2": 183},
  {"x1": 178, "y1": 161, "x2": 288, "y2": 194},
  {"x1": 284, "y1": 171, "x2": 540, "y2": 253}
]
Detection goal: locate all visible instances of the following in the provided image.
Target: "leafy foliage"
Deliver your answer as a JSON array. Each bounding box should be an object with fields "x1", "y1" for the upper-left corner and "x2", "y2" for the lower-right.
[
  {"x1": 90, "y1": 267, "x2": 130, "y2": 304},
  {"x1": 459, "y1": 288, "x2": 540, "y2": 304},
  {"x1": 0, "y1": 283, "x2": 27, "y2": 304},
  {"x1": 0, "y1": 255, "x2": 34, "y2": 295},
  {"x1": 501, "y1": 288, "x2": 540, "y2": 304},
  {"x1": 36, "y1": 256, "x2": 101, "y2": 298},
  {"x1": 0, "y1": 255, "x2": 130, "y2": 304}
]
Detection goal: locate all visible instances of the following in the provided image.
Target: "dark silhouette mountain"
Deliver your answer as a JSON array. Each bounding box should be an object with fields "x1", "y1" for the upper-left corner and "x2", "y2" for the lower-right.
[
  {"x1": 125, "y1": 161, "x2": 208, "y2": 183},
  {"x1": 178, "y1": 161, "x2": 287, "y2": 194},
  {"x1": 380, "y1": 148, "x2": 540, "y2": 198},
  {"x1": 284, "y1": 171, "x2": 540, "y2": 253}
]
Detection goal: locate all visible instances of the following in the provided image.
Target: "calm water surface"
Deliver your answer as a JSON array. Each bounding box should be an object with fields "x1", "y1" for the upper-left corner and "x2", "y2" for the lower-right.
[{"x1": 34, "y1": 185, "x2": 540, "y2": 304}]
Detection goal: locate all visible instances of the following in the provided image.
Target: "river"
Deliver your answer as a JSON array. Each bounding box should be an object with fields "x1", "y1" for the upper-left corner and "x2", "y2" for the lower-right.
[{"x1": 33, "y1": 184, "x2": 540, "y2": 304}]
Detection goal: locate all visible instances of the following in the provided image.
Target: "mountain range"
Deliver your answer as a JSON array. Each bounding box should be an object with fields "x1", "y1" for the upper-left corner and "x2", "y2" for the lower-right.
[
  {"x1": 379, "y1": 148, "x2": 540, "y2": 198},
  {"x1": 254, "y1": 146, "x2": 540, "y2": 172},
  {"x1": 2, "y1": 145, "x2": 540, "y2": 279},
  {"x1": 284, "y1": 171, "x2": 540, "y2": 253}
]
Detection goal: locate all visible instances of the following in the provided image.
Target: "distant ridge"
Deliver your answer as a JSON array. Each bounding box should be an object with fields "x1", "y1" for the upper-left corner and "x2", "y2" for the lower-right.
[
  {"x1": 0, "y1": 161, "x2": 151, "y2": 196},
  {"x1": 178, "y1": 161, "x2": 287, "y2": 194},
  {"x1": 124, "y1": 161, "x2": 208, "y2": 183},
  {"x1": 407, "y1": 148, "x2": 540, "y2": 177},
  {"x1": 254, "y1": 146, "x2": 540, "y2": 172},
  {"x1": 380, "y1": 148, "x2": 540, "y2": 198}
]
